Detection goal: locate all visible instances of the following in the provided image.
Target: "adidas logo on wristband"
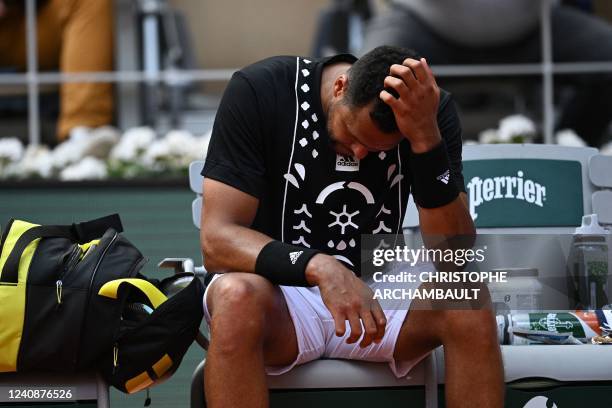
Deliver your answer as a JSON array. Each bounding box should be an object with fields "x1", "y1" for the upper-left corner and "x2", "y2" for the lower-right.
[
  {"x1": 436, "y1": 169, "x2": 450, "y2": 185},
  {"x1": 289, "y1": 251, "x2": 303, "y2": 264}
]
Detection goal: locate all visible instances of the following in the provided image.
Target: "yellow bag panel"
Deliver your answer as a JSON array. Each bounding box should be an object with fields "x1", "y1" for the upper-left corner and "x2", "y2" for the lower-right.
[
  {"x1": 0, "y1": 282, "x2": 26, "y2": 372},
  {"x1": 0, "y1": 220, "x2": 40, "y2": 282},
  {"x1": 0, "y1": 220, "x2": 41, "y2": 372},
  {"x1": 125, "y1": 371, "x2": 154, "y2": 394},
  {"x1": 152, "y1": 354, "x2": 173, "y2": 378}
]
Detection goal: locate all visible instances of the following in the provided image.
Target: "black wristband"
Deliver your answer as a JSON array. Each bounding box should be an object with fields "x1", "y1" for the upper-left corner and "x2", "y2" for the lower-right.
[
  {"x1": 255, "y1": 241, "x2": 321, "y2": 287},
  {"x1": 409, "y1": 140, "x2": 460, "y2": 208}
]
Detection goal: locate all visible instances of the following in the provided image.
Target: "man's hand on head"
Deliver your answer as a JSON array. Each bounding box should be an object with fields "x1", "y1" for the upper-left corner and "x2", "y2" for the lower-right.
[
  {"x1": 306, "y1": 254, "x2": 387, "y2": 348},
  {"x1": 379, "y1": 58, "x2": 442, "y2": 153}
]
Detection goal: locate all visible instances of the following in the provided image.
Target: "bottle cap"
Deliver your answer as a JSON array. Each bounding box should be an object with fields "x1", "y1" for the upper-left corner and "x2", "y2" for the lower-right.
[{"x1": 575, "y1": 214, "x2": 609, "y2": 235}]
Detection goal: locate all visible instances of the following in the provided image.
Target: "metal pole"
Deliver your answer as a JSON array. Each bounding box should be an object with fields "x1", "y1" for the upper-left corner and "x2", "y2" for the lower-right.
[
  {"x1": 541, "y1": 0, "x2": 554, "y2": 144},
  {"x1": 141, "y1": 0, "x2": 161, "y2": 129},
  {"x1": 26, "y1": 0, "x2": 40, "y2": 145},
  {"x1": 6, "y1": 61, "x2": 612, "y2": 85},
  {"x1": 0, "y1": 69, "x2": 238, "y2": 85},
  {"x1": 96, "y1": 373, "x2": 110, "y2": 408},
  {"x1": 424, "y1": 350, "x2": 438, "y2": 408}
]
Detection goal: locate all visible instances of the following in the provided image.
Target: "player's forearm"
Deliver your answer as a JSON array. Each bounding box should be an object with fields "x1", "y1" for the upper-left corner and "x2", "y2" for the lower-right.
[
  {"x1": 202, "y1": 223, "x2": 338, "y2": 288},
  {"x1": 201, "y1": 223, "x2": 273, "y2": 273},
  {"x1": 418, "y1": 193, "x2": 474, "y2": 236},
  {"x1": 417, "y1": 193, "x2": 476, "y2": 267}
]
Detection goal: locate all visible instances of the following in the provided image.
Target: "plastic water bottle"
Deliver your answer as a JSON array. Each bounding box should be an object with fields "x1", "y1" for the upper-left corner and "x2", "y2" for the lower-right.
[{"x1": 567, "y1": 214, "x2": 610, "y2": 310}]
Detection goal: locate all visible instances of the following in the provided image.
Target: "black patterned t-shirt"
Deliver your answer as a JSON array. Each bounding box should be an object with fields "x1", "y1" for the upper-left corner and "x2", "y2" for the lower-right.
[{"x1": 202, "y1": 54, "x2": 465, "y2": 274}]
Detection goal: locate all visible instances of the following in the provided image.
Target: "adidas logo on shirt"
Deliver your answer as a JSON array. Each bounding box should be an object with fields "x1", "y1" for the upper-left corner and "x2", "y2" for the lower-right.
[
  {"x1": 289, "y1": 251, "x2": 303, "y2": 264},
  {"x1": 335, "y1": 154, "x2": 360, "y2": 172},
  {"x1": 437, "y1": 170, "x2": 450, "y2": 184}
]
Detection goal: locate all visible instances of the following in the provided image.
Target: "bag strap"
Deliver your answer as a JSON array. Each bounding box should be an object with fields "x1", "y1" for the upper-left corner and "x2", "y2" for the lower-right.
[
  {"x1": 1, "y1": 214, "x2": 123, "y2": 284},
  {"x1": 98, "y1": 278, "x2": 168, "y2": 309}
]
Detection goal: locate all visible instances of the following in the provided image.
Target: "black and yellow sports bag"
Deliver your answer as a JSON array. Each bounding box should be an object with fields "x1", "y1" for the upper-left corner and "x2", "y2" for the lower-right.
[
  {"x1": 0, "y1": 214, "x2": 138, "y2": 373},
  {"x1": 0, "y1": 214, "x2": 204, "y2": 394}
]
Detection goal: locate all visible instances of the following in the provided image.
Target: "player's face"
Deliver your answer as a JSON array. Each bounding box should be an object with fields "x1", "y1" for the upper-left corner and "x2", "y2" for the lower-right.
[{"x1": 327, "y1": 99, "x2": 403, "y2": 160}]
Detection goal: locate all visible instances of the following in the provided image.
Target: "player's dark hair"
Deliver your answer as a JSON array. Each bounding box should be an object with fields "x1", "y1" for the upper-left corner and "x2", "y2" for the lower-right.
[{"x1": 345, "y1": 45, "x2": 420, "y2": 134}]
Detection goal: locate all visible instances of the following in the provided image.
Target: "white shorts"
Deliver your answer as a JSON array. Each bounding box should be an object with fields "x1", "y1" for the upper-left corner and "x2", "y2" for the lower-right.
[{"x1": 203, "y1": 265, "x2": 431, "y2": 378}]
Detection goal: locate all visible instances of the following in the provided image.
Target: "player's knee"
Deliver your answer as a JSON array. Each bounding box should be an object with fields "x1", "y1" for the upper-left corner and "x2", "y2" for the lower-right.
[
  {"x1": 440, "y1": 310, "x2": 498, "y2": 345},
  {"x1": 209, "y1": 275, "x2": 270, "y2": 346}
]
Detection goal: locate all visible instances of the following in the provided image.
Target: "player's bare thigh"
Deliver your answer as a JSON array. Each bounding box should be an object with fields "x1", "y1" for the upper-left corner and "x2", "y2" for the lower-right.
[
  {"x1": 393, "y1": 296, "x2": 496, "y2": 362},
  {"x1": 206, "y1": 272, "x2": 299, "y2": 366}
]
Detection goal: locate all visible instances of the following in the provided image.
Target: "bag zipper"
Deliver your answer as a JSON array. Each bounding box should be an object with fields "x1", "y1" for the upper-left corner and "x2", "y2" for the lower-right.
[
  {"x1": 74, "y1": 232, "x2": 118, "y2": 367},
  {"x1": 55, "y1": 244, "x2": 83, "y2": 309},
  {"x1": 112, "y1": 342, "x2": 119, "y2": 374}
]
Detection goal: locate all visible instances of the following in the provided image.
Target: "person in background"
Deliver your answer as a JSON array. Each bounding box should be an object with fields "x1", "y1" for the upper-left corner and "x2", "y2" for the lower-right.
[
  {"x1": 362, "y1": 0, "x2": 612, "y2": 147},
  {"x1": 0, "y1": 0, "x2": 114, "y2": 142}
]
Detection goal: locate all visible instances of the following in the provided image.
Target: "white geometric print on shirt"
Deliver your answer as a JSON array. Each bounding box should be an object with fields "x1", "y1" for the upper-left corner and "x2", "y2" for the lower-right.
[
  {"x1": 283, "y1": 57, "x2": 407, "y2": 266},
  {"x1": 386, "y1": 164, "x2": 404, "y2": 188},
  {"x1": 293, "y1": 220, "x2": 312, "y2": 233},
  {"x1": 283, "y1": 173, "x2": 300, "y2": 189},
  {"x1": 294, "y1": 163, "x2": 306, "y2": 180},
  {"x1": 316, "y1": 182, "x2": 344, "y2": 203},
  {"x1": 316, "y1": 182, "x2": 375, "y2": 204},
  {"x1": 284, "y1": 163, "x2": 306, "y2": 189},
  {"x1": 327, "y1": 239, "x2": 356, "y2": 250},
  {"x1": 347, "y1": 182, "x2": 375, "y2": 203},
  {"x1": 387, "y1": 164, "x2": 396, "y2": 180},
  {"x1": 294, "y1": 204, "x2": 312, "y2": 217},
  {"x1": 376, "y1": 205, "x2": 392, "y2": 218},
  {"x1": 333, "y1": 254, "x2": 354, "y2": 267},
  {"x1": 292, "y1": 236, "x2": 311, "y2": 248},
  {"x1": 375, "y1": 239, "x2": 390, "y2": 250},
  {"x1": 328, "y1": 204, "x2": 359, "y2": 234},
  {"x1": 390, "y1": 174, "x2": 404, "y2": 188},
  {"x1": 372, "y1": 220, "x2": 392, "y2": 234}
]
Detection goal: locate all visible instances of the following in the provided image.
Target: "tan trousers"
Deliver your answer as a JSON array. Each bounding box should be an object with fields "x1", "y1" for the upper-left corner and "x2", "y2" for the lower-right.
[{"x1": 0, "y1": 0, "x2": 114, "y2": 141}]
